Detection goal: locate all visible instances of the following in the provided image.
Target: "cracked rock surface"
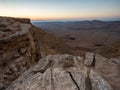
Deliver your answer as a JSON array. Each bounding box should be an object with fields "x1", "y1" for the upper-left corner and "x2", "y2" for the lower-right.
[{"x1": 6, "y1": 53, "x2": 120, "y2": 90}]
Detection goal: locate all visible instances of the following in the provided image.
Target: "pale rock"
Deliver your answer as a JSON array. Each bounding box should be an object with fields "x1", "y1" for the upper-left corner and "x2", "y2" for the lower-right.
[
  {"x1": 7, "y1": 54, "x2": 114, "y2": 90},
  {"x1": 84, "y1": 52, "x2": 94, "y2": 67},
  {"x1": 89, "y1": 70, "x2": 113, "y2": 90},
  {"x1": 95, "y1": 54, "x2": 120, "y2": 90}
]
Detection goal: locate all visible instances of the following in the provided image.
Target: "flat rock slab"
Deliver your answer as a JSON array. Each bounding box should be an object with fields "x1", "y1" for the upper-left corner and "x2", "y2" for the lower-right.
[{"x1": 7, "y1": 54, "x2": 114, "y2": 90}]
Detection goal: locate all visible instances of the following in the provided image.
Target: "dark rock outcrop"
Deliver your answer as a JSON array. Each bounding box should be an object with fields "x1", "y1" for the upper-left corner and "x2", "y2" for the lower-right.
[{"x1": 14, "y1": 18, "x2": 31, "y2": 24}]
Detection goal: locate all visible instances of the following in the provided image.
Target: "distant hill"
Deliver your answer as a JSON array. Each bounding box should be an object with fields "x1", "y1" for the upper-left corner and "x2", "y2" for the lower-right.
[{"x1": 33, "y1": 20, "x2": 120, "y2": 31}]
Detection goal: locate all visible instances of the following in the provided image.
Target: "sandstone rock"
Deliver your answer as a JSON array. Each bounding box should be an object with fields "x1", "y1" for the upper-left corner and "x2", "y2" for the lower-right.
[
  {"x1": 74, "y1": 56, "x2": 84, "y2": 66},
  {"x1": 58, "y1": 54, "x2": 74, "y2": 68},
  {"x1": 95, "y1": 54, "x2": 120, "y2": 90},
  {"x1": 89, "y1": 70, "x2": 113, "y2": 90},
  {"x1": 7, "y1": 67, "x2": 86, "y2": 90},
  {"x1": 33, "y1": 54, "x2": 75, "y2": 73},
  {"x1": 84, "y1": 52, "x2": 94, "y2": 67},
  {"x1": 33, "y1": 58, "x2": 48, "y2": 73},
  {"x1": 7, "y1": 54, "x2": 114, "y2": 90},
  {"x1": 0, "y1": 17, "x2": 39, "y2": 88}
]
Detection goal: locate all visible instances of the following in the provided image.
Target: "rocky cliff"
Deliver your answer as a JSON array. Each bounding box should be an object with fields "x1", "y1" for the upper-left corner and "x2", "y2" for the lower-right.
[
  {"x1": 0, "y1": 16, "x2": 74, "y2": 89},
  {"x1": 0, "y1": 17, "x2": 120, "y2": 90},
  {"x1": 6, "y1": 52, "x2": 120, "y2": 90}
]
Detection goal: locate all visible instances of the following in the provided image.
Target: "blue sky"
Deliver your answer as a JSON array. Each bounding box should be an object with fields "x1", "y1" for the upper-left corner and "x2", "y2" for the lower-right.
[{"x1": 0, "y1": 0, "x2": 120, "y2": 21}]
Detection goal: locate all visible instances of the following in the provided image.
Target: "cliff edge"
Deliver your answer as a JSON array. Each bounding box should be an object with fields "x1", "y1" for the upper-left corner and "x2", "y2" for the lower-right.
[
  {"x1": 0, "y1": 16, "x2": 74, "y2": 89},
  {"x1": 0, "y1": 17, "x2": 120, "y2": 90}
]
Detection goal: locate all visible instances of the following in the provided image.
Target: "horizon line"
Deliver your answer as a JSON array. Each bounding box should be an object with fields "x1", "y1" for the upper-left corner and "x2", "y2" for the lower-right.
[
  {"x1": 32, "y1": 19, "x2": 120, "y2": 22},
  {"x1": 0, "y1": 15, "x2": 120, "y2": 22}
]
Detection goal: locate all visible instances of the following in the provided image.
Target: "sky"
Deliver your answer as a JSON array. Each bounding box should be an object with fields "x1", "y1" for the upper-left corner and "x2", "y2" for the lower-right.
[{"x1": 0, "y1": 0, "x2": 120, "y2": 21}]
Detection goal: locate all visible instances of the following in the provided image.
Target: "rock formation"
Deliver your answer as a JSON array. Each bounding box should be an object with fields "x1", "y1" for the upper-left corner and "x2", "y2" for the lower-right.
[
  {"x1": 6, "y1": 52, "x2": 120, "y2": 90},
  {"x1": 0, "y1": 16, "x2": 120, "y2": 90},
  {"x1": 0, "y1": 16, "x2": 74, "y2": 89},
  {"x1": 0, "y1": 17, "x2": 37, "y2": 89}
]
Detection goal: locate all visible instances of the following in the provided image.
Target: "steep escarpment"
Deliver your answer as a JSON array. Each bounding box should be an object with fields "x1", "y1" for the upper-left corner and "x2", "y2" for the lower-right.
[
  {"x1": 7, "y1": 52, "x2": 120, "y2": 90},
  {"x1": 0, "y1": 16, "x2": 74, "y2": 89},
  {"x1": 0, "y1": 17, "x2": 120, "y2": 90},
  {"x1": 30, "y1": 26, "x2": 74, "y2": 57},
  {"x1": 0, "y1": 17, "x2": 39, "y2": 89}
]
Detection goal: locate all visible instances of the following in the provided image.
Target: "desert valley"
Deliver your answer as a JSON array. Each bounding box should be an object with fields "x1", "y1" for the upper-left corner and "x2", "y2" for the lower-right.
[
  {"x1": 0, "y1": 16, "x2": 120, "y2": 90},
  {"x1": 33, "y1": 20, "x2": 120, "y2": 58},
  {"x1": 0, "y1": 0, "x2": 120, "y2": 90}
]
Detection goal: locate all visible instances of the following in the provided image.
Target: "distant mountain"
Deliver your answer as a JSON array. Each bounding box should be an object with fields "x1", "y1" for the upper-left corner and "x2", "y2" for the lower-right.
[{"x1": 33, "y1": 20, "x2": 120, "y2": 31}]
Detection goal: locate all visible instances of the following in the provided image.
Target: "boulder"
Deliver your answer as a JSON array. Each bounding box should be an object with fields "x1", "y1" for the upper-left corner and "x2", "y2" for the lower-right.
[
  {"x1": 95, "y1": 54, "x2": 120, "y2": 90},
  {"x1": 84, "y1": 52, "x2": 95, "y2": 67}
]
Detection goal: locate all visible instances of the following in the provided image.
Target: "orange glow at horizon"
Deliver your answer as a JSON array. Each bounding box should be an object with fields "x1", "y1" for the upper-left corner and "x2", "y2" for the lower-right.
[
  {"x1": 27, "y1": 14, "x2": 120, "y2": 21},
  {"x1": 0, "y1": 0, "x2": 120, "y2": 21},
  {"x1": 1, "y1": 12, "x2": 119, "y2": 21}
]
